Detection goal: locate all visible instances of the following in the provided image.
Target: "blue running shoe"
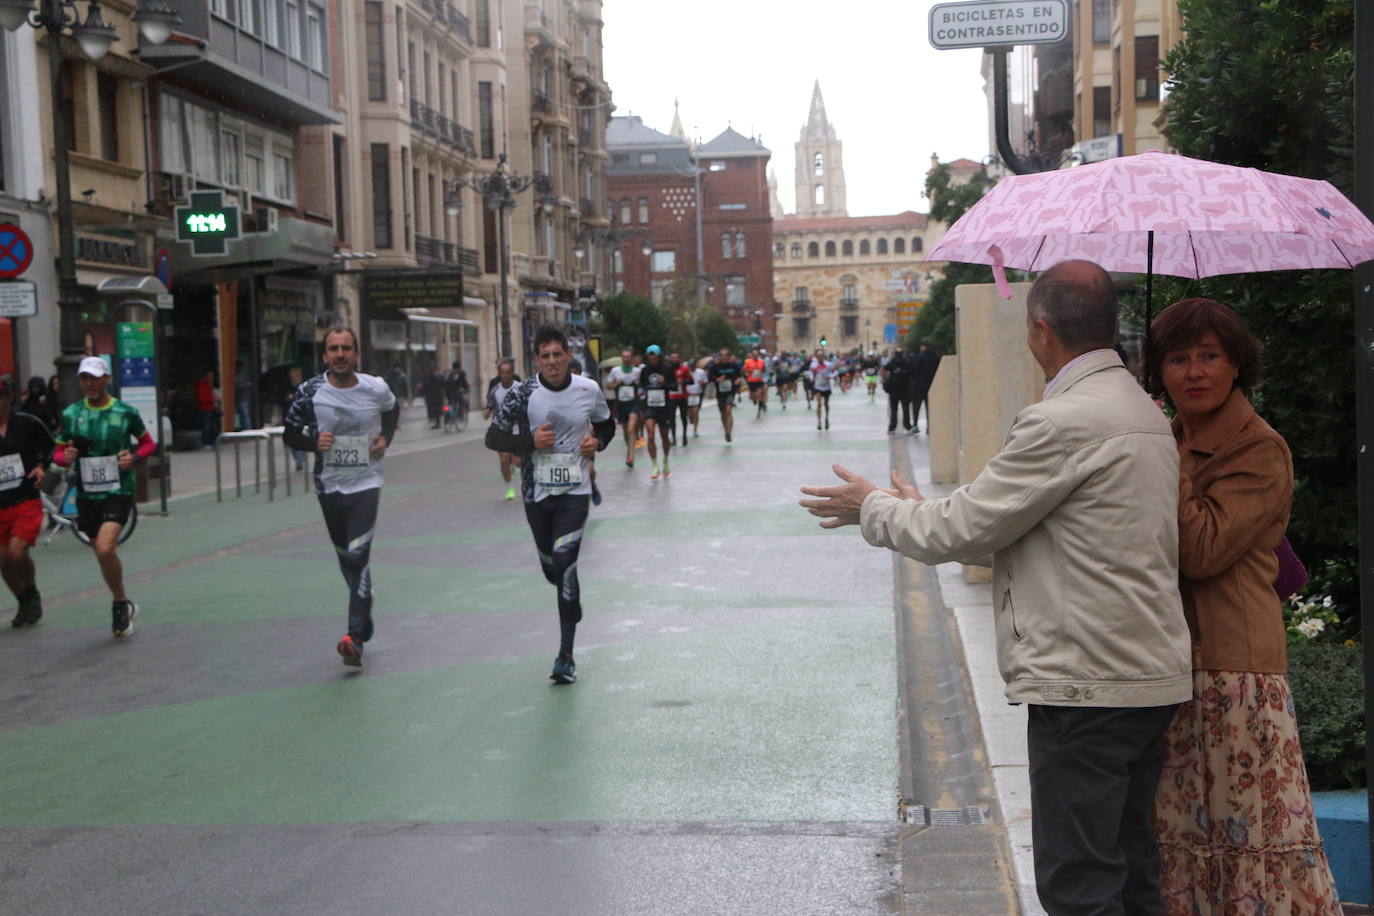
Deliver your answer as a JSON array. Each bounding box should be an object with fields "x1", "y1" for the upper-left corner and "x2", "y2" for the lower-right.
[
  {"x1": 591, "y1": 483, "x2": 602, "y2": 506},
  {"x1": 550, "y1": 653, "x2": 576, "y2": 684}
]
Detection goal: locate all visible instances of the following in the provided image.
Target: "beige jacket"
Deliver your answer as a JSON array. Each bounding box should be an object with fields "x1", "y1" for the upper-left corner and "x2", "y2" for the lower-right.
[{"x1": 860, "y1": 350, "x2": 1192, "y2": 707}]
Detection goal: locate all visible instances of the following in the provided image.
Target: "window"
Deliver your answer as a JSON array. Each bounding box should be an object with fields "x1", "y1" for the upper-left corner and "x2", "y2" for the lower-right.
[
  {"x1": 650, "y1": 279, "x2": 670, "y2": 305},
  {"x1": 735, "y1": 232, "x2": 745, "y2": 258},
  {"x1": 273, "y1": 145, "x2": 294, "y2": 201},
  {"x1": 220, "y1": 128, "x2": 241, "y2": 186},
  {"x1": 1135, "y1": 36, "x2": 1160, "y2": 101},
  {"x1": 793, "y1": 317, "x2": 810, "y2": 340},
  {"x1": 912, "y1": 237, "x2": 923, "y2": 253},
  {"x1": 841, "y1": 316, "x2": 858, "y2": 338},
  {"x1": 877, "y1": 238, "x2": 888, "y2": 255},
  {"x1": 98, "y1": 73, "x2": 119, "y2": 162},
  {"x1": 639, "y1": 153, "x2": 657, "y2": 165},
  {"x1": 1093, "y1": 85, "x2": 1112, "y2": 138},
  {"x1": 333, "y1": 135, "x2": 346, "y2": 242},
  {"x1": 407, "y1": 42, "x2": 416, "y2": 104},
  {"x1": 637, "y1": 197, "x2": 649, "y2": 223},
  {"x1": 371, "y1": 142, "x2": 392, "y2": 248},
  {"x1": 807, "y1": 241, "x2": 819, "y2": 257},
  {"x1": 859, "y1": 239, "x2": 870, "y2": 255},
  {"x1": 188, "y1": 103, "x2": 218, "y2": 182},
  {"x1": 721, "y1": 233, "x2": 732, "y2": 259},
  {"x1": 211, "y1": 0, "x2": 227, "y2": 16},
  {"x1": 842, "y1": 239, "x2": 853, "y2": 256},
  {"x1": 651, "y1": 250, "x2": 676, "y2": 273},
  {"x1": 58, "y1": 61, "x2": 76, "y2": 152},
  {"x1": 285, "y1": 1, "x2": 301, "y2": 58},
  {"x1": 307, "y1": 3, "x2": 325, "y2": 71},
  {"x1": 619, "y1": 199, "x2": 631, "y2": 225},
  {"x1": 842, "y1": 283, "x2": 856, "y2": 301},
  {"x1": 241, "y1": 0, "x2": 258, "y2": 34},
  {"x1": 265, "y1": 0, "x2": 281, "y2": 46},
  {"x1": 244, "y1": 134, "x2": 265, "y2": 193},
  {"x1": 824, "y1": 240, "x2": 835, "y2": 257},
  {"x1": 478, "y1": 82, "x2": 494, "y2": 158},
  {"x1": 894, "y1": 237, "x2": 905, "y2": 254},
  {"x1": 611, "y1": 247, "x2": 623, "y2": 278},
  {"x1": 475, "y1": 0, "x2": 490, "y2": 46},
  {"x1": 774, "y1": 242, "x2": 784, "y2": 259},
  {"x1": 365, "y1": 3, "x2": 386, "y2": 100},
  {"x1": 794, "y1": 286, "x2": 809, "y2": 303},
  {"x1": 814, "y1": 184, "x2": 824, "y2": 206},
  {"x1": 708, "y1": 160, "x2": 725, "y2": 171},
  {"x1": 423, "y1": 51, "x2": 432, "y2": 106},
  {"x1": 790, "y1": 242, "x2": 801, "y2": 258},
  {"x1": 1092, "y1": 0, "x2": 1109, "y2": 43},
  {"x1": 726, "y1": 276, "x2": 745, "y2": 306},
  {"x1": 813, "y1": 153, "x2": 823, "y2": 176},
  {"x1": 452, "y1": 72, "x2": 461, "y2": 121}
]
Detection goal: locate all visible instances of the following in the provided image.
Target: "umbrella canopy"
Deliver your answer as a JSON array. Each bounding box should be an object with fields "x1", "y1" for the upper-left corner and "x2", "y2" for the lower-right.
[
  {"x1": 928, "y1": 151, "x2": 1374, "y2": 283},
  {"x1": 598, "y1": 355, "x2": 624, "y2": 370}
]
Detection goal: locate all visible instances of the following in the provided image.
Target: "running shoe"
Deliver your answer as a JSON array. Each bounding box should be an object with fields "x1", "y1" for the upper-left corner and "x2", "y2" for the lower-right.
[
  {"x1": 550, "y1": 652, "x2": 577, "y2": 684},
  {"x1": 11, "y1": 586, "x2": 41, "y2": 627},
  {"x1": 650, "y1": 463, "x2": 660, "y2": 480},
  {"x1": 504, "y1": 487, "x2": 517, "y2": 500},
  {"x1": 825, "y1": 418, "x2": 830, "y2": 430},
  {"x1": 625, "y1": 459, "x2": 634, "y2": 469},
  {"x1": 337, "y1": 634, "x2": 363, "y2": 667},
  {"x1": 724, "y1": 432, "x2": 731, "y2": 442},
  {"x1": 112, "y1": 600, "x2": 137, "y2": 637},
  {"x1": 662, "y1": 462, "x2": 670, "y2": 478},
  {"x1": 591, "y1": 483, "x2": 603, "y2": 506}
]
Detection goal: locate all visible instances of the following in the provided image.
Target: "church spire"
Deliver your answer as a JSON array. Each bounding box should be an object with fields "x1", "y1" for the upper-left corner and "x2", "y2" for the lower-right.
[
  {"x1": 807, "y1": 80, "x2": 827, "y2": 130},
  {"x1": 669, "y1": 98, "x2": 686, "y2": 140}
]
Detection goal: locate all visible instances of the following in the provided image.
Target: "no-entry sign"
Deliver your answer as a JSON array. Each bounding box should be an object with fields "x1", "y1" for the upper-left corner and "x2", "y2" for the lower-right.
[
  {"x1": 0, "y1": 223, "x2": 34, "y2": 279},
  {"x1": 928, "y1": 0, "x2": 1068, "y2": 50}
]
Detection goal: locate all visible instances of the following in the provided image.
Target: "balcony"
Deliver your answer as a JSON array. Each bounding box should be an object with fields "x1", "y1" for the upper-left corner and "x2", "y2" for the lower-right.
[
  {"x1": 792, "y1": 298, "x2": 812, "y2": 312},
  {"x1": 416, "y1": 234, "x2": 482, "y2": 276},
  {"x1": 839, "y1": 298, "x2": 860, "y2": 311},
  {"x1": 531, "y1": 90, "x2": 553, "y2": 115}
]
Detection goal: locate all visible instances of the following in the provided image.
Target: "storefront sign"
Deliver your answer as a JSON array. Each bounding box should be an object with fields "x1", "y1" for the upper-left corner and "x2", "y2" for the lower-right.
[
  {"x1": 363, "y1": 272, "x2": 465, "y2": 311},
  {"x1": 78, "y1": 236, "x2": 147, "y2": 268},
  {"x1": 0, "y1": 281, "x2": 37, "y2": 317}
]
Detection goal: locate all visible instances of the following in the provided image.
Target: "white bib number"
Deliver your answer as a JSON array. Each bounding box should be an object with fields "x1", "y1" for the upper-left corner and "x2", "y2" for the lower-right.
[
  {"x1": 534, "y1": 450, "x2": 582, "y2": 490},
  {"x1": 617, "y1": 385, "x2": 636, "y2": 402},
  {"x1": 80, "y1": 454, "x2": 120, "y2": 493},
  {"x1": 325, "y1": 435, "x2": 371, "y2": 472},
  {"x1": 687, "y1": 395, "x2": 701, "y2": 407},
  {"x1": 717, "y1": 378, "x2": 733, "y2": 392},
  {"x1": 0, "y1": 454, "x2": 24, "y2": 491},
  {"x1": 646, "y1": 389, "x2": 666, "y2": 408}
]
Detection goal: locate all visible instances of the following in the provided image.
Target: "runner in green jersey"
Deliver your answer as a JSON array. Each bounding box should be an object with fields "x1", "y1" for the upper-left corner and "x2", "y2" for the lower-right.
[{"x1": 54, "y1": 357, "x2": 156, "y2": 637}]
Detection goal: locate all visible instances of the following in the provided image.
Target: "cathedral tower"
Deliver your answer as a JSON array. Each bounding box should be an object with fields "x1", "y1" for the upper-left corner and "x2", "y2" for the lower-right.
[{"x1": 793, "y1": 81, "x2": 847, "y2": 217}]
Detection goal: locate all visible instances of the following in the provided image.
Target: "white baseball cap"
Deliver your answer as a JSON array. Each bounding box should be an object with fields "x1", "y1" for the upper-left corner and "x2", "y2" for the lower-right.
[{"x1": 78, "y1": 356, "x2": 110, "y2": 378}]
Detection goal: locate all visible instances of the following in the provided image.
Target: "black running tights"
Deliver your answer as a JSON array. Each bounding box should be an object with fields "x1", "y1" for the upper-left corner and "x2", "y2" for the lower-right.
[
  {"x1": 524, "y1": 494, "x2": 590, "y2": 636},
  {"x1": 319, "y1": 488, "x2": 380, "y2": 643}
]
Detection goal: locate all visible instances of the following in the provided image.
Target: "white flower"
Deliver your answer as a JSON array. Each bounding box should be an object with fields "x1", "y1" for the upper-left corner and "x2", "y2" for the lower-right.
[
  {"x1": 1323, "y1": 595, "x2": 1334, "y2": 609},
  {"x1": 1296, "y1": 618, "x2": 1326, "y2": 638}
]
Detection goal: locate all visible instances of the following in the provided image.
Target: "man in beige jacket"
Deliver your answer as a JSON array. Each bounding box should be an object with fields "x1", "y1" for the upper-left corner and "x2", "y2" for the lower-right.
[{"x1": 801, "y1": 260, "x2": 1192, "y2": 916}]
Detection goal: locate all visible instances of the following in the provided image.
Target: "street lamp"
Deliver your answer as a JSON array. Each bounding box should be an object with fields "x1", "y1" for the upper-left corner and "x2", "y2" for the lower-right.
[
  {"x1": 445, "y1": 153, "x2": 556, "y2": 361},
  {"x1": 573, "y1": 224, "x2": 652, "y2": 298},
  {"x1": 0, "y1": 0, "x2": 182, "y2": 402}
]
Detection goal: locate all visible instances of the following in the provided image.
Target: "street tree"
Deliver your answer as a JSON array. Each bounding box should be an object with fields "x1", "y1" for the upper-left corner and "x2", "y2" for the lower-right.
[{"x1": 591, "y1": 291, "x2": 670, "y2": 354}]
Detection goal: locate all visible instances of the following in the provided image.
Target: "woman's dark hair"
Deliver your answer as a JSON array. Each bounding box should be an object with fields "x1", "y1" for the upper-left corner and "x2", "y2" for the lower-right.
[{"x1": 1148, "y1": 297, "x2": 1262, "y2": 401}]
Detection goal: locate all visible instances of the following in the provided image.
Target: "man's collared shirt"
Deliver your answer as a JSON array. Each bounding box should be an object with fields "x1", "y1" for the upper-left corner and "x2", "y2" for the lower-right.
[{"x1": 1043, "y1": 348, "x2": 1118, "y2": 399}]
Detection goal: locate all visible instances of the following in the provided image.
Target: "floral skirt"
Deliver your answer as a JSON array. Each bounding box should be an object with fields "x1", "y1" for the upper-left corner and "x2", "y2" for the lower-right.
[{"x1": 1151, "y1": 670, "x2": 1342, "y2": 915}]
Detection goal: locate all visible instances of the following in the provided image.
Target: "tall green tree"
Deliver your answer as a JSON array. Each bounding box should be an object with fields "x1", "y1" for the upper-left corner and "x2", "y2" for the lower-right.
[
  {"x1": 1155, "y1": 0, "x2": 1356, "y2": 615},
  {"x1": 591, "y1": 291, "x2": 669, "y2": 356},
  {"x1": 906, "y1": 163, "x2": 998, "y2": 354}
]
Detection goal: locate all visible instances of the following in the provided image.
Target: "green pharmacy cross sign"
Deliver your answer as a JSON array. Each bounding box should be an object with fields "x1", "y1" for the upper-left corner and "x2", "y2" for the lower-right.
[{"x1": 174, "y1": 190, "x2": 241, "y2": 257}]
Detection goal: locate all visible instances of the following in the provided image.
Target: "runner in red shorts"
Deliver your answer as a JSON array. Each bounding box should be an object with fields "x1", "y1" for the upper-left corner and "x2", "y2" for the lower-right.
[{"x1": 0, "y1": 378, "x2": 55, "y2": 627}]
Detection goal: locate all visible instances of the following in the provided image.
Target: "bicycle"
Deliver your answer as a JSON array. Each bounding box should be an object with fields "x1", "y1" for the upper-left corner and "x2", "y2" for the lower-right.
[
  {"x1": 442, "y1": 395, "x2": 470, "y2": 433},
  {"x1": 39, "y1": 466, "x2": 137, "y2": 547}
]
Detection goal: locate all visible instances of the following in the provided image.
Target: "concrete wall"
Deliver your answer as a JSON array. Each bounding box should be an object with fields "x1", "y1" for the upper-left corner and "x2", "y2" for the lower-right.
[{"x1": 928, "y1": 355, "x2": 959, "y2": 485}]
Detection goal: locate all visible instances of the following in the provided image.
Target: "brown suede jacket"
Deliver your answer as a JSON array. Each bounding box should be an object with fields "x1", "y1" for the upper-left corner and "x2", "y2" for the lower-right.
[{"x1": 1175, "y1": 387, "x2": 1294, "y2": 673}]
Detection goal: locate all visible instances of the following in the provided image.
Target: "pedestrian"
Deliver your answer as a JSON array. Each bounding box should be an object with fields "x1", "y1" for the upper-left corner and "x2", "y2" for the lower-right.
[
  {"x1": 387, "y1": 365, "x2": 410, "y2": 407},
  {"x1": 882, "y1": 348, "x2": 912, "y2": 432},
  {"x1": 196, "y1": 369, "x2": 219, "y2": 450},
  {"x1": 605, "y1": 348, "x2": 641, "y2": 467},
  {"x1": 234, "y1": 360, "x2": 253, "y2": 430},
  {"x1": 800, "y1": 260, "x2": 1192, "y2": 916},
  {"x1": 0, "y1": 378, "x2": 55, "y2": 627},
  {"x1": 669, "y1": 350, "x2": 691, "y2": 446},
  {"x1": 484, "y1": 325, "x2": 615, "y2": 684},
  {"x1": 707, "y1": 347, "x2": 742, "y2": 443},
  {"x1": 1146, "y1": 298, "x2": 1341, "y2": 914},
  {"x1": 283, "y1": 327, "x2": 399, "y2": 667},
  {"x1": 422, "y1": 363, "x2": 446, "y2": 429},
  {"x1": 54, "y1": 357, "x2": 158, "y2": 638},
  {"x1": 637, "y1": 344, "x2": 676, "y2": 479},
  {"x1": 909, "y1": 341, "x2": 942, "y2": 434},
  {"x1": 280, "y1": 366, "x2": 307, "y2": 471},
  {"x1": 809, "y1": 348, "x2": 834, "y2": 430}
]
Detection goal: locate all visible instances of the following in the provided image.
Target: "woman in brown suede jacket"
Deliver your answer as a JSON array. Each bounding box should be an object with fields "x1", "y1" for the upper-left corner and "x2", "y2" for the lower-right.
[{"x1": 1148, "y1": 298, "x2": 1339, "y2": 915}]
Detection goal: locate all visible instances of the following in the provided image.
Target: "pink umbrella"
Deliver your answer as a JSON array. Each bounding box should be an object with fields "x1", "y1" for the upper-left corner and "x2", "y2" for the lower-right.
[{"x1": 926, "y1": 151, "x2": 1374, "y2": 356}]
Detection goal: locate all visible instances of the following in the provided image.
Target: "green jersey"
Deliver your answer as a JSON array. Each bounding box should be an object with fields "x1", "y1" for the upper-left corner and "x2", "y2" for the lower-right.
[{"x1": 60, "y1": 398, "x2": 147, "y2": 499}]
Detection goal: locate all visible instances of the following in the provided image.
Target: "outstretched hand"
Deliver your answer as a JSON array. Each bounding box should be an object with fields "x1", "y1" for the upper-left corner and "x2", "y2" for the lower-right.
[
  {"x1": 798, "y1": 463, "x2": 877, "y2": 529},
  {"x1": 882, "y1": 468, "x2": 924, "y2": 502}
]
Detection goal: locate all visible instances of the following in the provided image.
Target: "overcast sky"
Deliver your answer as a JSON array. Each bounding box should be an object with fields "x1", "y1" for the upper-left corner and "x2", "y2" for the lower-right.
[{"x1": 600, "y1": 0, "x2": 994, "y2": 218}]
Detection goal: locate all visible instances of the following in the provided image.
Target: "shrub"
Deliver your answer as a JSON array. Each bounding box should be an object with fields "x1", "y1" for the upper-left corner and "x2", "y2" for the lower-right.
[{"x1": 1288, "y1": 641, "x2": 1366, "y2": 791}]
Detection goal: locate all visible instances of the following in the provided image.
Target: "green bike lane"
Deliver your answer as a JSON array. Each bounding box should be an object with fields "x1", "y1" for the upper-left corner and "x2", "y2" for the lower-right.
[{"x1": 0, "y1": 392, "x2": 1004, "y2": 913}]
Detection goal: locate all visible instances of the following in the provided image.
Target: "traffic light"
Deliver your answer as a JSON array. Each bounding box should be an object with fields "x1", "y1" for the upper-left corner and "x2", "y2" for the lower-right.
[{"x1": 819, "y1": 335, "x2": 828, "y2": 347}]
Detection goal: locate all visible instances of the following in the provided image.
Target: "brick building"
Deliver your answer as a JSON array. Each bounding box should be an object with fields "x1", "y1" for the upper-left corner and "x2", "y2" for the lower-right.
[{"x1": 605, "y1": 115, "x2": 775, "y2": 350}]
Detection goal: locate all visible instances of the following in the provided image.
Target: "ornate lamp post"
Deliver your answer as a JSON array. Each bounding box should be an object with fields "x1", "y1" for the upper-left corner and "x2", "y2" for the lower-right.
[
  {"x1": 445, "y1": 153, "x2": 556, "y2": 360},
  {"x1": 0, "y1": 0, "x2": 181, "y2": 402}
]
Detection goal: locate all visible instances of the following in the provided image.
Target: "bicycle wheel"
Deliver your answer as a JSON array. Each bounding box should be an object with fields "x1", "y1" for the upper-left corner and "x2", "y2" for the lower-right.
[{"x1": 71, "y1": 502, "x2": 138, "y2": 546}]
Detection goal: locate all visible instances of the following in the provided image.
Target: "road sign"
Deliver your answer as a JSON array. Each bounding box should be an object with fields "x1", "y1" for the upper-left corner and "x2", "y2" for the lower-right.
[
  {"x1": 0, "y1": 280, "x2": 36, "y2": 317},
  {"x1": 174, "y1": 190, "x2": 241, "y2": 257},
  {"x1": 154, "y1": 247, "x2": 173, "y2": 289},
  {"x1": 156, "y1": 293, "x2": 174, "y2": 310},
  {"x1": 736, "y1": 334, "x2": 761, "y2": 346},
  {"x1": 928, "y1": 0, "x2": 1068, "y2": 50},
  {"x1": 0, "y1": 223, "x2": 34, "y2": 279}
]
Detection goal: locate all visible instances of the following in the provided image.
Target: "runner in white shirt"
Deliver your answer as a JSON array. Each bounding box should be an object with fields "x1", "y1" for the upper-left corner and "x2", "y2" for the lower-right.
[
  {"x1": 483, "y1": 359, "x2": 522, "y2": 500},
  {"x1": 810, "y1": 349, "x2": 835, "y2": 431},
  {"x1": 485, "y1": 326, "x2": 616, "y2": 684},
  {"x1": 604, "y1": 349, "x2": 642, "y2": 469},
  {"x1": 283, "y1": 326, "x2": 399, "y2": 667},
  {"x1": 686, "y1": 363, "x2": 708, "y2": 439}
]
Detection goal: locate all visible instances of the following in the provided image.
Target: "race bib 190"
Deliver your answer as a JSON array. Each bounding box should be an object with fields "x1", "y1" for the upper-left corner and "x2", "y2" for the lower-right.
[
  {"x1": 533, "y1": 450, "x2": 582, "y2": 490},
  {"x1": 324, "y1": 435, "x2": 371, "y2": 471},
  {"x1": 80, "y1": 454, "x2": 120, "y2": 493},
  {"x1": 0, "y1": 453, "x2": 24, "y2": 491}
]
